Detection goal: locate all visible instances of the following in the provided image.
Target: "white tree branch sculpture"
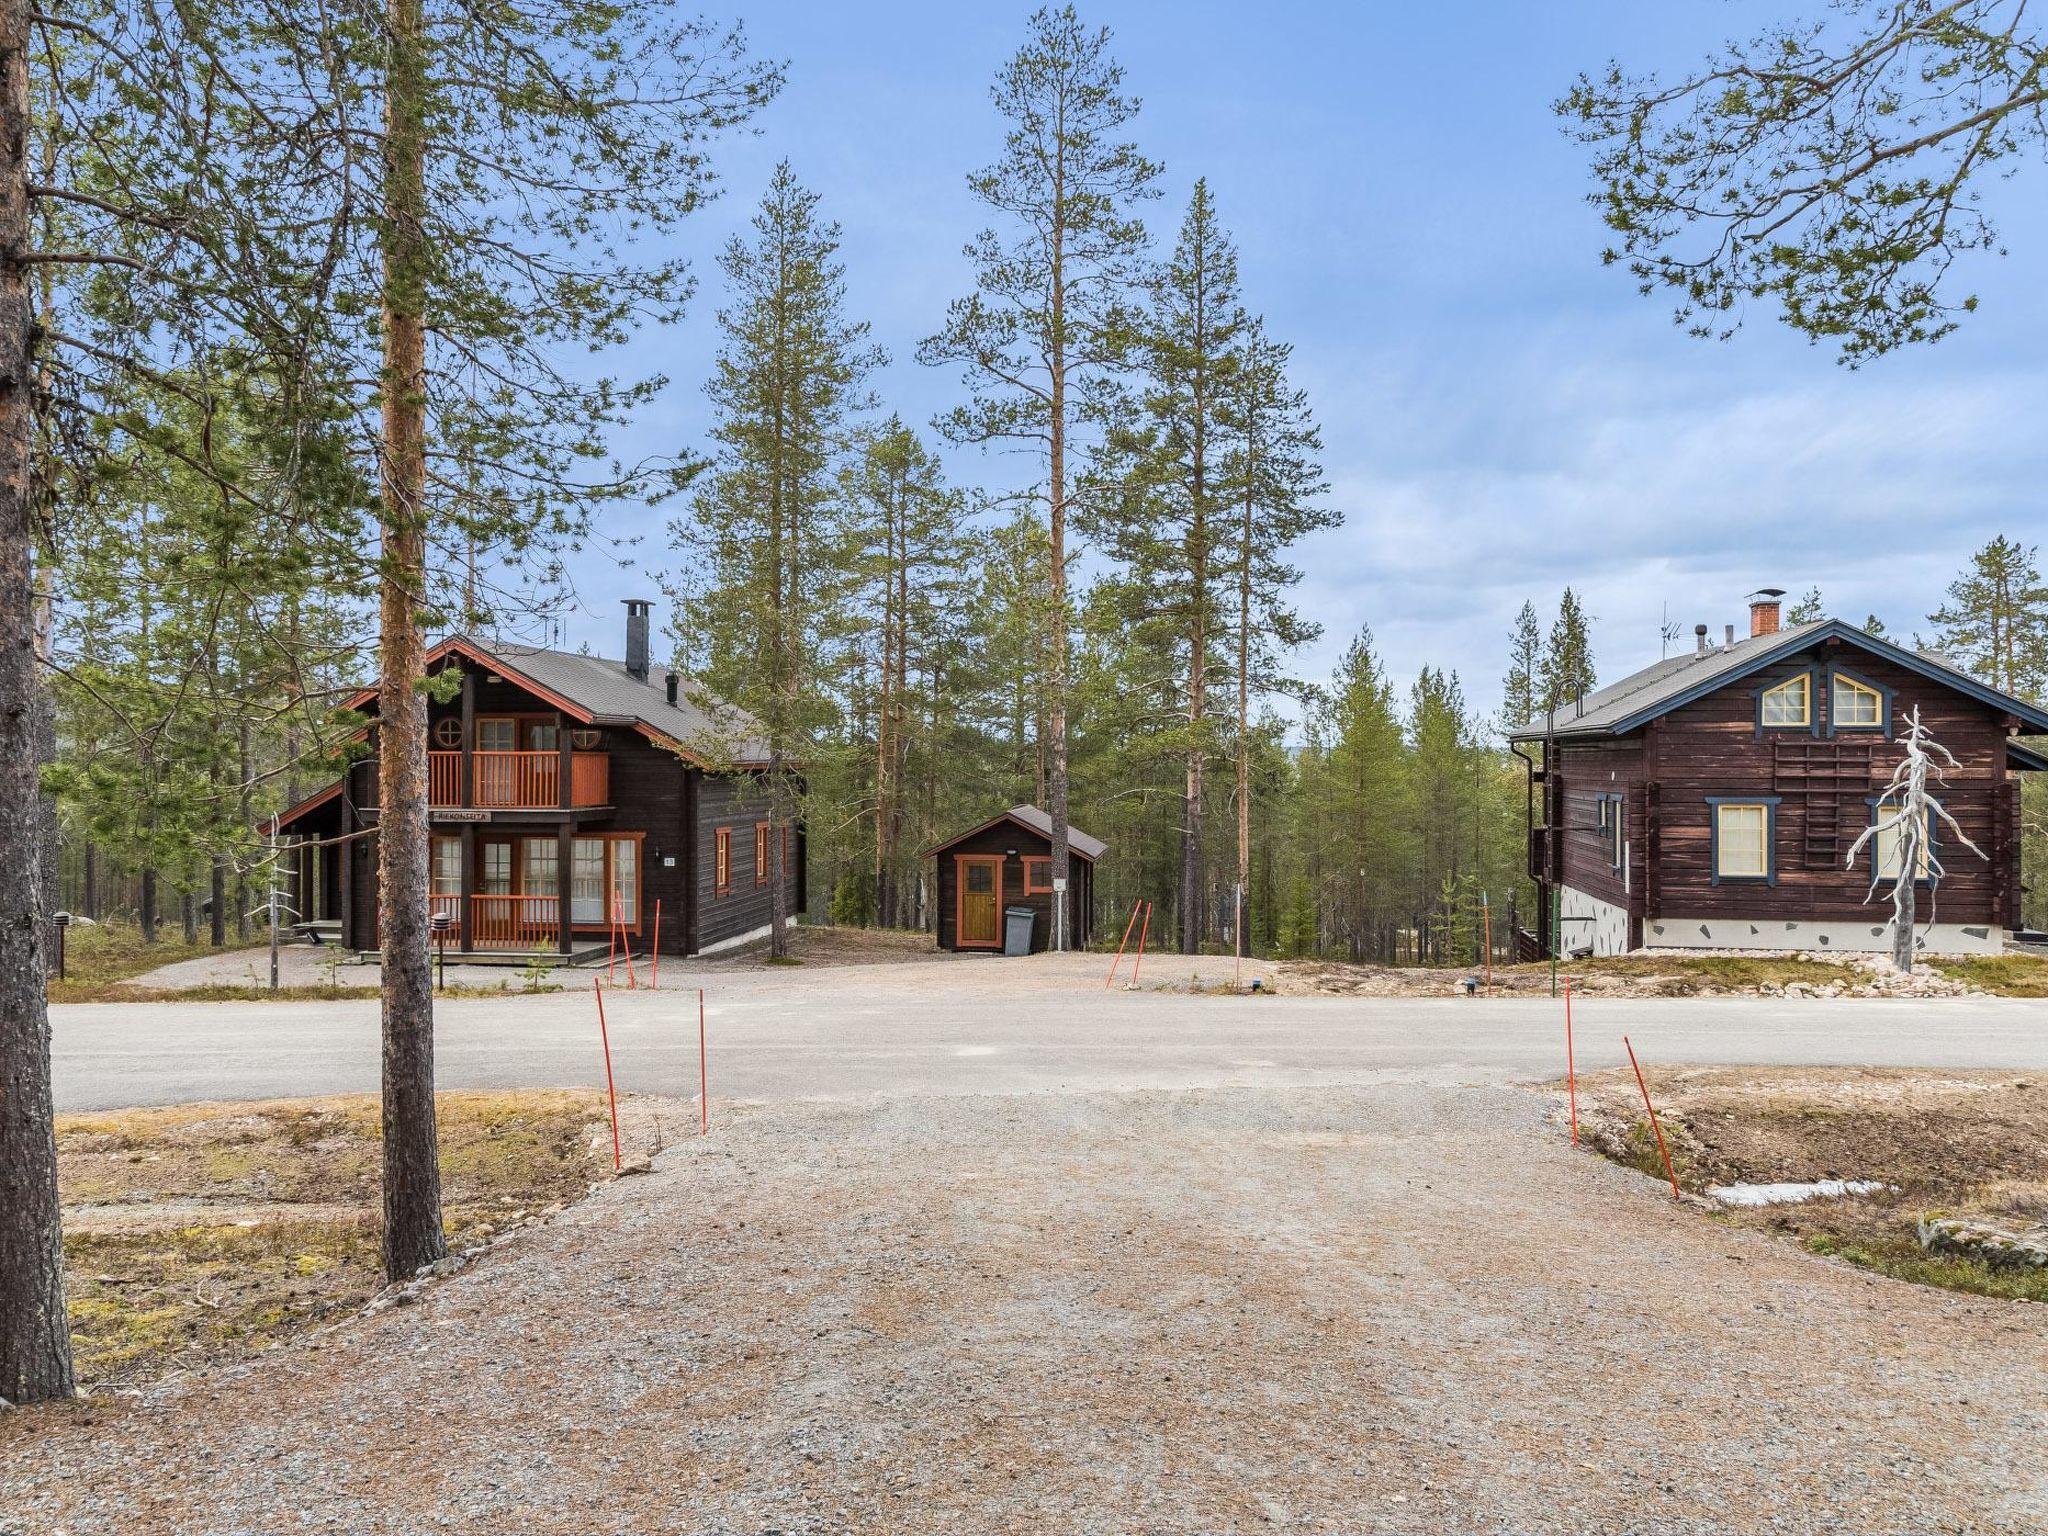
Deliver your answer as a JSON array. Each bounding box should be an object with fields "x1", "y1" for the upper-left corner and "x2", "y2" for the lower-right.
[{"x1": 1844, "y1": 706, "x2": 1985, "y2": 972}]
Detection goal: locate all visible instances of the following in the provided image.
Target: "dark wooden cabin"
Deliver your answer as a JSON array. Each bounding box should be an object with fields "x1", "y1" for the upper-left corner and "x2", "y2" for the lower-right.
[
  {"x1": 266, "y1": 602, "x2": 803, "y2": 961},
  {"x1": 1511, "y1": 591, "x2": 2048, "y2": 958},
  {"x1": 928, "y1": 806, "x2": 1102, "y2": 953}
]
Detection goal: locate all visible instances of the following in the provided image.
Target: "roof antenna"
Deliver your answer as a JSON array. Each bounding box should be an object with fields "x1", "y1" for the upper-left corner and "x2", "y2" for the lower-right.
[{"x1": 1659, "y1": 603, "x2": 1681, "y2": 660}]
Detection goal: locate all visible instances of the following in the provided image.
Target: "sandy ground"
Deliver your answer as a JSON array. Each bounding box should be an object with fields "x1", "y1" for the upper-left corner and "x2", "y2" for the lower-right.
[{"x1": 6, "y1": 1081, "x2": 2044, "y2": 1535}]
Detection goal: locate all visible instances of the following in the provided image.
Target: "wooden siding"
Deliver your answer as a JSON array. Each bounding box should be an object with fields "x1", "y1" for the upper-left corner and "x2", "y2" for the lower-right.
[
  {"x1": 931, "y1": 819, "x2": 1094, "y2": 952},
  {"x1": 1554, "y1": 641, "x2": 2024, "y2": 928},
  {"x1": 694, "y1": 768, "x2": 808, "y2": 950}
]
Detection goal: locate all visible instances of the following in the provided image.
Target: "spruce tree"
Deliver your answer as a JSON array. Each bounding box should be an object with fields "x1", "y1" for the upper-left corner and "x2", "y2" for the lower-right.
[
  {"x1": 1541, "y1": 589, "x2": 1597, "y2": 715},
  {"x1": 1501, "y1": 600, "x2": 1543, "y2": 732},
  {"x1": 670, "y1": 165, "x2": 880, "y2": 960},
  {"x1": 920, "y1": 5, "x2": 1159, "y2": 948}
]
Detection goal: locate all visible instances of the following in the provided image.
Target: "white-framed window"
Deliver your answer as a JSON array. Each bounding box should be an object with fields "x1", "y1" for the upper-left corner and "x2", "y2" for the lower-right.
[
  {"x1": 1872, "y1": 801, "x2": 1931, "y2": 882},
  {"x1": 1607, "y1": 797, "x2": 1625, "y2": 869},
  {"x1": 1759, "y1": 675, "x2": 1810, "y2": 728},
  {"x1": 609, "y1": 838, "x2": 638, "y2": 924},
  {"x1": 1832, "y1": 675, "x2": 1883, "y2": 729},
  {"x1": 1714, "y1": 802, "x2": 1771, "y2": 881}
]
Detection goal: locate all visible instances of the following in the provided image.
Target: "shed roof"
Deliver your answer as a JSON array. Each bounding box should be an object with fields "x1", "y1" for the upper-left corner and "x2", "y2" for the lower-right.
[
  {"x1": 1509, "y1": 618, "x2": 2048, "y2": 742},
  {"x1": 927, "y1": 805, "x2": 1106, "y2": 861}
]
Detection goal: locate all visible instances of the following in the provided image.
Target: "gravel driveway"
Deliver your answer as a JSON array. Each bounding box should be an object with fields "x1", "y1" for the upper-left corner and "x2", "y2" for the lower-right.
[{"x1": 6, "y1": 1076, "x2": 2046, "y2": 1534}]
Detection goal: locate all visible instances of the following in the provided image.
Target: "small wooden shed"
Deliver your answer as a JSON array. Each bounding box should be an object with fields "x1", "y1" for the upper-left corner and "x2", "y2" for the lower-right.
[{"x1": 927, "y1": 805, "x2": 1103, "y2": 953}]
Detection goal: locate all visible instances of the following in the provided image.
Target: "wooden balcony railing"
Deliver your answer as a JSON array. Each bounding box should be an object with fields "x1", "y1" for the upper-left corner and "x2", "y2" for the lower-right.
[
  {"x1": 471, "y1": 893, "x2": 560, "y2": 950},
  {"x1": 425, "y1": 750, "x2": 609, "y2": 809}
]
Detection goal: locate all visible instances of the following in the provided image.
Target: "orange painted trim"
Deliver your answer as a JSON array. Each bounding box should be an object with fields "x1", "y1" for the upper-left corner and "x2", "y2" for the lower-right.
[
  {"x1": 922, "y1": 810, "x2": 1100, "y2": 862},
  {"x1": 1022, "y1": 855, "x2": 1053, "y2": 895},
  {"x1": 714, "y1": 826, "x2": 732, "y2": 895}
]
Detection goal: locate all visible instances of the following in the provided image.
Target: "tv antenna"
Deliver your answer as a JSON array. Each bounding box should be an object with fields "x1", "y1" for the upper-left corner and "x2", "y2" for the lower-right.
[{"x1": 1659, "y1": 603, "x2": 1682, "y2": 660}]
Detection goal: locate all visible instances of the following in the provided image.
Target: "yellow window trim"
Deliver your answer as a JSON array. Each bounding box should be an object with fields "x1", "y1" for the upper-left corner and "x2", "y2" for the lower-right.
[{"x1": 1760, "y1": 674, "x2": 1810, "y2": 727}]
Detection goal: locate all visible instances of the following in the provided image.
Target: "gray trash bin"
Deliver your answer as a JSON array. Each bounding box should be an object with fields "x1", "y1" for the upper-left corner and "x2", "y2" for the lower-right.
[{"x1": 1003, "y1": 905, "x2": 1037, "y2": 957}]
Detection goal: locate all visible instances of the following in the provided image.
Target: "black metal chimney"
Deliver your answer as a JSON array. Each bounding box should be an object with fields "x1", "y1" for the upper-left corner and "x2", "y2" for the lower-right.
[
  {"x1": 665, "y1": 671, "x2": 678, "y2": 706},
  {"x1": 623, "y1": 599, "x2": 650, "y2": 682}
]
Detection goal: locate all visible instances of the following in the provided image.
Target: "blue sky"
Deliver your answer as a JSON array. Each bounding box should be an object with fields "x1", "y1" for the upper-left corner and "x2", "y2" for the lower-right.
[{"x1": 562, "y1": 1, "x2": 2048, "y2": 717}]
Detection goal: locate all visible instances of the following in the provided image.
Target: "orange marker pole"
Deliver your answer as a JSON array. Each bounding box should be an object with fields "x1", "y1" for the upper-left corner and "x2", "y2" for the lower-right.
[
  {"x1": 1130, "y1": 901, "x2": 1152, "y2": 988},
  {"x1": 593, "y1": 982, "x2": 622, "y2": 1172},
  {"x1": 1564, "y1": 981, "x2": 1578, "y2": 1146},
  {"x1": 1624, "y1": 1035, "x2": 1679, "y2": 1200},
  {"x1": 650, "y1": 899, "x2": 662, "y2": 989},
  {"x1": 607, "y1": 900, "x2": 618, "y2": 983},
  {"x1": 697, "y1": 987, "x2": 708, "y2": 1136},
  {"x1": 1105, "y1": 901, "x2": 1143, "y2": 989}
]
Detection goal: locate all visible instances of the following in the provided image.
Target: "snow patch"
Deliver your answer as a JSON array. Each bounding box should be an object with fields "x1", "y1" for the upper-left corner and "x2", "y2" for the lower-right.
[{"x1": 1707, "y1": 1179, "x2": 1894, "y2": 1208}]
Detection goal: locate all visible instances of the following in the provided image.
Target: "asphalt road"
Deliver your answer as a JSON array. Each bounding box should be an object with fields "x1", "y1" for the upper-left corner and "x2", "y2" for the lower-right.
[{"x1": 48, "y1": 957, "x2": 2048, "y2": 1110}]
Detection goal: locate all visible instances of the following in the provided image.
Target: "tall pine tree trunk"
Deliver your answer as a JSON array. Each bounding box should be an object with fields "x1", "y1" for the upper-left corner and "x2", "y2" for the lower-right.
[
  {"x1": 1235, "y1": 479, "x2": 1252, "y2": 962},
  {"x1": 377, "y1": 0, "x2": 446, "y2": 1282},
  {"x1": 1046, "y1": 258, "x2": 1071, "y2": 950},
  {"x1": 0, "y1": 0, "x2": 73, "y2": 1400}
]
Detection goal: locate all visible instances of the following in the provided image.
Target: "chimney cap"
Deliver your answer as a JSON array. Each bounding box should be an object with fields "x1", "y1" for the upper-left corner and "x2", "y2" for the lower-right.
[{"x1": 1748, "y1": 587, "x2": 1786, "y2": 602}]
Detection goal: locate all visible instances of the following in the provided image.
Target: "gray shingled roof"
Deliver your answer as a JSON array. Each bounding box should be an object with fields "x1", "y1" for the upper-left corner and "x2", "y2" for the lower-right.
[
  {"x1": 1509, "y1": 618, "x2": 2048, "y2": 741},
  {"x1": 1001, "y1": 804, "x2": 1107, "y2": 860},
  {"x1": 464, "y1": 638, "x2": 772, "y2": 765}
]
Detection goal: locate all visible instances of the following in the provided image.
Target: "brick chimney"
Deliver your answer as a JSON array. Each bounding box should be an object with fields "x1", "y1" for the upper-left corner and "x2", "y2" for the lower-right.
[{"x1": 1748, "y1": 588, "x2": 1785, "y2": 639}]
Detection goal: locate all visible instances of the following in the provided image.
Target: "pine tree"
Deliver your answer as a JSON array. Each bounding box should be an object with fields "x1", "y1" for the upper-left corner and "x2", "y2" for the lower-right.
[
  {"x1": 1787, "y1": 586, "x2": 1825, "y2": 625},
  {"x1": 920, "y1": 5, "x2": 1159, "y2": 948},
  {"x1": 1540, "y1": 589, "x2": 1596, "y2": 715},
  {"x1": 1928, "y1": 536, "x2": 2048, "y2": 701},
  {"x1": 1501, "y1": 600, "x2": 1543, "y2": 732},
  {"x1": 839, "y1": 420, "x2": 967, "y2": 928},
  {"x1": 671, "y1": 165, "x2": 880, "y2": 961},
  {"x1": 1222, "y1": 317, "x2": 1333, "y2": 958},
  {"x1": 1083, "y1": 180, "x2": 1245, "y2": 952}
]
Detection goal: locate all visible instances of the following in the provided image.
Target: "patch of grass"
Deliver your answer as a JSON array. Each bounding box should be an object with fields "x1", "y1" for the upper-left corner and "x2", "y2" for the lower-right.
[
  {"x1": 1931, "y1": 953, "x2": 2048, "y2": 997},
  {"x1": 57, "y1": 1091, "x2": 624, "y2": 1386},
  {"x1": 762, "y1": 954, "x2": 803, "y2": 966},
  {"x1": 1804, "y1": 1233, "x2": 2048, "y2": 1303},
  {"x1": 1558, "y1": 954, "x2": 1862, "y2": 991},
  {"x1": 46, "y1": 920, "x2": 268, "y2": 1003}
]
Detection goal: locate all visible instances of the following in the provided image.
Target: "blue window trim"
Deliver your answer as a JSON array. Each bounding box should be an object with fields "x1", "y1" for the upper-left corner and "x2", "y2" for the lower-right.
[
  {"x1": 1705, "y1": 795, "x2": 1781, "y2": 886},
  {"x1": 1752, "y1": 668, "x2": 1819, "y2": 738},
  {"x1": 1863, "y1": 794, "x2": 1935, "y2": 887},
  {"x1": 1825, "y1": 665, "x2": 1893, "y2": 739}
]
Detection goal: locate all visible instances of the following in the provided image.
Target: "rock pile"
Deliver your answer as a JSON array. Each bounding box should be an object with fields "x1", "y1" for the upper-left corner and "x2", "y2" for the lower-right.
[{"x1": 1918, "y1": 1215, "x2": 2048, "y2": 1271}]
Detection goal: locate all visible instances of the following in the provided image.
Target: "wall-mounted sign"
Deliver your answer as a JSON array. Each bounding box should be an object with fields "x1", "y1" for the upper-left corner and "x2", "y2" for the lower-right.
[{"x1": 431, "y1": 809, "x2": 490, "y2": 823}]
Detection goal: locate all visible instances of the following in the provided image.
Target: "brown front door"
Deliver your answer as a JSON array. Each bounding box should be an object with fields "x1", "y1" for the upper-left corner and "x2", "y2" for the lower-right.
[{"x1": 956, "y1": 855, "x2": 1003, "y2": 948}]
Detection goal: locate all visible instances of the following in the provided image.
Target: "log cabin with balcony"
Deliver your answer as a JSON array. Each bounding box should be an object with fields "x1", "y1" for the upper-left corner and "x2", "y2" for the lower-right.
[
  {"x1": 267, "y1": 601, "x2": 804, "y2": 962},
  {"x1": 1511, "y1": 590, "x2": 2048, "y2": 959}
]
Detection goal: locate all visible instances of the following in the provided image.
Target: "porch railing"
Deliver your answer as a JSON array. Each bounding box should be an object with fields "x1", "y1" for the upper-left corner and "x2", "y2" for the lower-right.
[
  {"x1": 425, "y1": 750, "x2": 609, "y2": 809},
  {"x1": 470, "y1": 893, "x2": 560, "y2": 950}
]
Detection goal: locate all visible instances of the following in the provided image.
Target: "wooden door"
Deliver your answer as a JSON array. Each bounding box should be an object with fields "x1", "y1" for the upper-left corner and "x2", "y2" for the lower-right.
[{"x1": 956, "y1": 855, "x2": 1002, "y2": 948}]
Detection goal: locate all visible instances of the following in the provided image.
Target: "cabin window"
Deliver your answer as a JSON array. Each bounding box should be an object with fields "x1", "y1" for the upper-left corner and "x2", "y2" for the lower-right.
[
  {"x1": 754, "y1": 822, "x2": 770, "y2": 885},
  {"x1": 430, "y1": 837, "x2": 462, "y2": 907},
  {"x1": 480, "y1": 842, "x2": 514, "y2": 895},
  {"x1": 1831, "y1": 675, "x2": 1883, "y2": 730},
  {"x1": 432, "y1": 717, "x2": 463, "y2": 750},
  {"x1": 1871, "y1": 800, "x2": 1932, "y2": 882},
  {"x1": 1711, "y1": 801, "x2": 1773, "y2": 882},
  {"x1": 1023, "y1": 856, "x2": 1052, "y2": 894},
  {"x1": 609, "y1": 838, "x2": 638, "y2": 924},
  {"x1": 572, "y1": 839, "x2": 606, "y2": 923},
  {"x1": 522, "y1": 837, "x2": 559, "y2": 896},
  {"x1": 715, "y1": 827, "x2": 732, "y2": 894},
  {"x1": 569, "y1": 836, "x2": 639, "y2": 924},
  {"x1": 1606, "y1": 797, "x2": 1625, "y2": 870},
  {"x1": 1759, "y1": 675, "x2": 1810, "y2": 728},
  {"x1": 476, "y1": 718, "x2": 519, "y2": 753}
]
